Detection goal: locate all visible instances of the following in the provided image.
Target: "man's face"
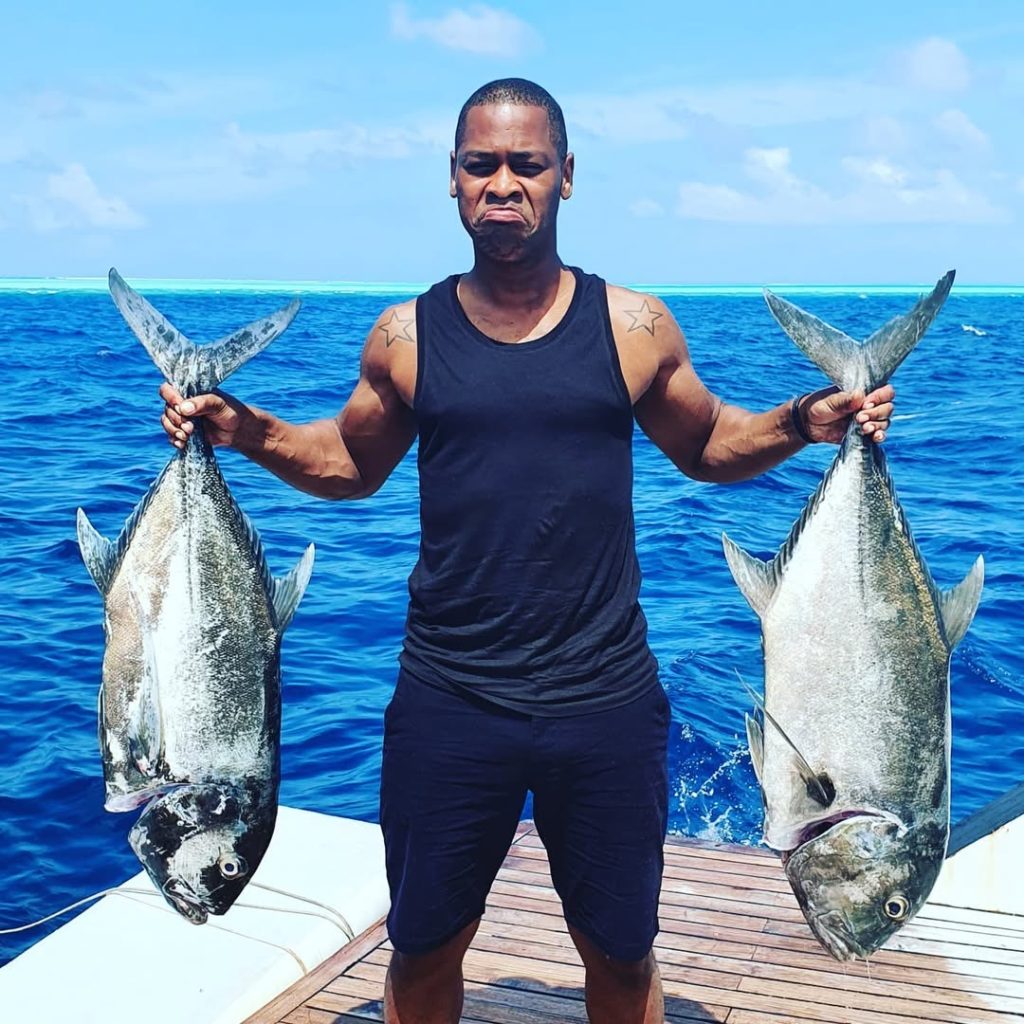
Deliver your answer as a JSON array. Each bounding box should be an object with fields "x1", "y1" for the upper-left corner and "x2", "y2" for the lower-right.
[{"x1": 450, "y1": 103, "x2": 573, "y2": 262}]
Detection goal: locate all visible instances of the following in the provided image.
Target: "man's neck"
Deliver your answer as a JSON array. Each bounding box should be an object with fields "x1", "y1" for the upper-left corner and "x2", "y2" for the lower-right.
[{"x1": 462, "y1": 248, "x2": 565, "y2": 314}]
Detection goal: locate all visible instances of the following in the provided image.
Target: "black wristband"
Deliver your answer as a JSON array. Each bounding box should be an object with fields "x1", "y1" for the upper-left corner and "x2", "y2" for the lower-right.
[{"x1": 791, "y1": 396, "x2": 815, "y2": 445}]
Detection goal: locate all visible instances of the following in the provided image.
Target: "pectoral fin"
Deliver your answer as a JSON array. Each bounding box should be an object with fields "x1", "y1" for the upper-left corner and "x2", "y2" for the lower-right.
[
  {"x1": 273, "y1": 543, "x2": 315, "y2": 632},
  {"x1": 745, "y1": 712, "x2": 765, "y2": 787},
  {"x1": 940, "y1": 555, "x2": 984, "y2": 650},
  {"x1": 738, "y1": 673, "x2": 834, "y2": 808},
  {"x1": 722, "y1": 534, "x2": 777, "y2": 618},
  {"x1": 77, "y1": 509, "x2": 117, "y2": 596}
]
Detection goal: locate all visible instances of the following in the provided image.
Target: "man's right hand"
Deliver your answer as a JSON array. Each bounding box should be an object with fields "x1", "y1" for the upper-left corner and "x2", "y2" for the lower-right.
[{"x1": 159, "y1": 382, "x2": 249, "y2": 450}]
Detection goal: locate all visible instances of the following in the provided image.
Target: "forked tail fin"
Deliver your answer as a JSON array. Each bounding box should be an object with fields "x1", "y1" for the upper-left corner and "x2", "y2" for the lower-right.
[
  {"x1": 763, "y1": 270, "x2": 955, "y2": 393},
  {"x1": 108, "y1": 268, "x2": 300, "y2": 396}
]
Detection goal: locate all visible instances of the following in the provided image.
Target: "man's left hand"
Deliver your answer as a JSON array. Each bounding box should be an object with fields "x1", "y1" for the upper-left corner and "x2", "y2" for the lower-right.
[{"x1": 799, "y1": 385, "x2": 895, "y2": 445}]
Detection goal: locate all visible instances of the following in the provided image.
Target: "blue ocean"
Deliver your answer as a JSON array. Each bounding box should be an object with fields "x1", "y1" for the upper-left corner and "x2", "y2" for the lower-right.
[{"x1": 1, "y1": 280, "x2": 1021, "y2": 965}]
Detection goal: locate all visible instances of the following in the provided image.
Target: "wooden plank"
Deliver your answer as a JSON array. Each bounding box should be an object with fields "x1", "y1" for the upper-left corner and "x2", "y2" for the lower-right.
[
  {"x1": 737, "y1": 975, "x2": 1023, "y2": 1024},
  {"x1": 752, "y1": 944, "x2": 1024, "y2": 1003},
  {"x1": 921, "y1": 905, "x2": 1024, "y2": 933},
  {"x1": 487, "y1": 879, "x2": 1024, "y2": 985},
  {"x1": 242, "y1": 916, "x2": 389, "y2": 1024},
  {"x1": 251, "y1": 824, "x2": 1024, "y2": 1024},
  {"x1": 763, "y1": 919, "x2": 1024, "y2": 967},
  {"x1": 321, "y1": 970, "x2": 716, "y2": 1023},
  {"x1": 502, "y1": 852, "x2": 795, "y2": 896},
  {"x1": 343, "y1": 953, "x2": 729, "y2": 1022},
  {"x1": 512, "y1": 833, "x2": 781, "y2": 877}
]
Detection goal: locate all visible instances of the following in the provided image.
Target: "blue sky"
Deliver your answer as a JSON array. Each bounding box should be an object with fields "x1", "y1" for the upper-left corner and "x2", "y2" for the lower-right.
[{"x1": 3, "y1": 1, "x2": 1023, "y2": 283}]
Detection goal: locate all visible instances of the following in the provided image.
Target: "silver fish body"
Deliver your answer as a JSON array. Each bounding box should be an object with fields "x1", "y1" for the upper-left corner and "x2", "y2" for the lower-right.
[
  {"x1": 723, "y1": 271, "x2": 983, "y2": 960},
  {"x1": 78, "y1": 270, "x2": 313, "y2": 923}
]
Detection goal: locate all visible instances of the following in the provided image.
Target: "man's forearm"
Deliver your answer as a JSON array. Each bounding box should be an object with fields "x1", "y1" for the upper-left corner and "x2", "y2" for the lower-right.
[
  {"x1": 233, "y1": 407, "x2": 368, "y2": 499},
  {"x1": 695, "y1": 400, "x2": 806, "y2": 484}
]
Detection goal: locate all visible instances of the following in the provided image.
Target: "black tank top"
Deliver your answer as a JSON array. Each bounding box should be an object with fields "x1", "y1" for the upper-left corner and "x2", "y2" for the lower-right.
[{"x1": 399, "y1": 267, "x2": 659, "y2": 715}]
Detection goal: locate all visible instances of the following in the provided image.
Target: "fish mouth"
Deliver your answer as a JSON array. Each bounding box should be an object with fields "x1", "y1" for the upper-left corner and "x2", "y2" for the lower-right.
[
  {"x1": 163, "y1": 879, "x2": 209, "y2": 925},
  {"x1": 783, "y1": 810, "x2": 899, "y2": 865},
  {"x1": 812, "y1": 910, "x2": 870, "y2": 962}
]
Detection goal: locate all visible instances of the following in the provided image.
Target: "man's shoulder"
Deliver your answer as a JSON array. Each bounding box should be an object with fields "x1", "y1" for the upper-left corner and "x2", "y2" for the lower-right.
[
  {"x1": 602, "y1": 283, "x2": 677, "y2": 347},
  {"x1": 370, "y1": 298, "x2": 418, "y2": 350}
]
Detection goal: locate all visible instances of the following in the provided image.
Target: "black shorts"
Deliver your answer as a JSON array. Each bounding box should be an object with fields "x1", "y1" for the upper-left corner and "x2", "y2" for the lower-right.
[{"x1": 379, "y1": 669, "x2": 669, "y2": 960}]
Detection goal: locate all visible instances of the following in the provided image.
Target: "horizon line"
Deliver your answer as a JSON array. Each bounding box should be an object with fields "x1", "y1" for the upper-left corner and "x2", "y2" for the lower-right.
[{"x1": 1, "y1": 276, "x2": 1022, "y2": 296}]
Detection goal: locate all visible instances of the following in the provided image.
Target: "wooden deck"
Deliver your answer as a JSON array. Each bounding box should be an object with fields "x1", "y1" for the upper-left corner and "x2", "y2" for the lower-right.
[{"x1": 246, "y1": 823, "x2": 1024, "y2": 1024}]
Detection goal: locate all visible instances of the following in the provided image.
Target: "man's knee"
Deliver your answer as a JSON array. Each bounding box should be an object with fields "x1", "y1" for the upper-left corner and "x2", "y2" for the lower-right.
[
  {"x1": 593, "y1": 950, "x2": 657, "y2": 991},
  {"x1": 388, "y1": 917, "x2": 480, "y2": 983}
]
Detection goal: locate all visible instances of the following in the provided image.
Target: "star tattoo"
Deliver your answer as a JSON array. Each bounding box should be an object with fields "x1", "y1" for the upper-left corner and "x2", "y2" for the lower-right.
[
  {"x1": 624, "y1": 300, "x2": 662, "y2": 336},
  {"x1": 379, "y1": 310, "x2": 415, "y2": 346}
]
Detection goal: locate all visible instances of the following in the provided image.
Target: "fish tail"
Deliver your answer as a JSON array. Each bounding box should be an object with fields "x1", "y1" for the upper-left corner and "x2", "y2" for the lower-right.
[
  {"x1": 763, "y1": 271, "x2": 955, "y2": 393},
  {"x1": 107, "y1": 269, "x2": 300, "y2": 396}
]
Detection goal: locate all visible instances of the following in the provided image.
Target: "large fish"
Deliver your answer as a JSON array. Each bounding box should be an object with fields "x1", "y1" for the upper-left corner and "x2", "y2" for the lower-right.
[
  {"x1": 77, "y1": 270, "x2": 314, "y2": 924},
  {"x1": 722, "y1": 271, "x2": 983, "y2": 960}
]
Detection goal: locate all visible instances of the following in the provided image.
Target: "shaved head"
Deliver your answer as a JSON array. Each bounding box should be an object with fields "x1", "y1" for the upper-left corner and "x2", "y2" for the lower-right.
[{"x1": 455, "y1": 78, "x2": 567, "y2": 162}]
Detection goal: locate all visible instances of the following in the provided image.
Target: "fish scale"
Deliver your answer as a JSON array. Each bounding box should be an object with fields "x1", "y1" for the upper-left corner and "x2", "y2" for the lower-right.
[{"x1": 76, "y1": 269, "x2": 314, "y2": 924}]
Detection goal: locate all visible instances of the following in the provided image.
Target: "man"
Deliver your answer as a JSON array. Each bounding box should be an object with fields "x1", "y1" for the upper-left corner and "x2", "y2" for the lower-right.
[{"x1": 160, "y1": 79, "x2": 894, "y2": 1024}]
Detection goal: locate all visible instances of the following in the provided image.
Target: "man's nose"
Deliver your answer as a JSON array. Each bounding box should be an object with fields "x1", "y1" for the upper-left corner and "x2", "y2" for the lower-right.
[{"x1": 487, "y1": 163, "x2": 520, "y2": 199}]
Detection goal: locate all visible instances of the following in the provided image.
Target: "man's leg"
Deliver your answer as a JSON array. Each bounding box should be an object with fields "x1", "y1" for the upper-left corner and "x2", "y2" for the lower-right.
[
  {"x1": 384, "y1": 918, "x2": 480, "y2": 1024},
  {"x1": 379, "y1": 672, "x2": 529, "y2": 1022},
  {"x1": 531, "y1": 682, "x2": 670, "y2": 1024},
  {"x1": 568, "y1": 923, "x2": 664, "y2": 1024}
]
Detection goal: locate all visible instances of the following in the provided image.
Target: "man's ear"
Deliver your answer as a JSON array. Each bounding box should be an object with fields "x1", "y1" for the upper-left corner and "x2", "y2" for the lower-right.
[
  {"x1": 561, "y1": 152, "x2": 575, "y2": 199},
  {"x1": 450, "y1": 150, "x2": 457, "y2": 198}
]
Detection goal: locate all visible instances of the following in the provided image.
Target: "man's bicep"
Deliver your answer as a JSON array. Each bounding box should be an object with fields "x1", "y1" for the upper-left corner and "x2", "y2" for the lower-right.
[
  {"x1": 634, "y1": 356, "x2": 722, "y2": 480},
  {"x1": 336, "y1": 372, "x2": 416, "y2": 498}
]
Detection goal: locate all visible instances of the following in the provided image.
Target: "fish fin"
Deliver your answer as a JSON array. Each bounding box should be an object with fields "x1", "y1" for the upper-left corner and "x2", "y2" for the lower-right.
[
  {"x1": 762, "y1": 292, "x2": 862, "y2": 390},
  {"x1": 108, "y1": 268, "x2": 300, "y2": 394},
  {"x1": 940, "y1": 555, "x2": 984, "y2": 649},
  {"x1": 745, "y1": 712, "x2": 765, "y2": 787},
  {"x1": 858, "y1": 271, "x2": 955, "y2": 390},
  {"x1": 737, "y1": 672, "x2": 833, "y2": 809},
  {"x1": 273, "y1": 543, "x2": 316, "y2": 632},
  {"x1": 764, "y1": 270, "x2": 954, "y2": 392},
  {"x1": 77, "y1": 508, "x2": 117, "y2": 596},
  {"x1": 722, "y1": 533, "x2": 777, "y2": 617}
]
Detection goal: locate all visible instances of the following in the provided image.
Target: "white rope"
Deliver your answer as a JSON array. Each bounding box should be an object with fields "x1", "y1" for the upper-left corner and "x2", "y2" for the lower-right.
[
  {"x1": 113, "y1": 892, "x2": 308, "y2": 975},
  {"x1": 0, "y1": 880, "x2": 354, "y2": 960},
  {"x1": 249, "y1": 881, "x2": 355, "y2": 941},
  {"x1": 0, "y1": 886, "x2": 138, "y2": 934}
]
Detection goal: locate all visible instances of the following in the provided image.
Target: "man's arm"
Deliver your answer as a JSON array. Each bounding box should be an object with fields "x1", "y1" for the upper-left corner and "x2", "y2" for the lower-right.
[
  {"x1": 160, "y1": 303, "x2": 418, "y2": 500},
  {"x1": 611, "y1": 291, "x2": 894, "y2": 485}
]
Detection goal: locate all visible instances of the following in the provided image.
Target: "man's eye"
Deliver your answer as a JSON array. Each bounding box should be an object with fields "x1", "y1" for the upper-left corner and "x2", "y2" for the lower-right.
[
  {"x1": 514, "y1": 164, "x2": 544, "y2": 176},
  {"x1": 464, "y1": 162, "x2": 495, "y2": 175}
]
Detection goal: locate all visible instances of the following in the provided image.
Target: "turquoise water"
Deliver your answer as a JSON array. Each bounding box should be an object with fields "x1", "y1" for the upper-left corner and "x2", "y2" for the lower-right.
[
  {"x1": 3, "y1": 276, "x2": 1023, "y2": 295},
  {"x1": 0, "y1": 282, "x2": 1021, "y2": 964}
]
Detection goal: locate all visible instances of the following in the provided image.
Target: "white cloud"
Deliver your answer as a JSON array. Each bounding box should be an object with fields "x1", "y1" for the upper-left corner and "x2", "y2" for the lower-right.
[
  {"x1": 903, "y1": 37, "x2": 971, "y2": 92},
  {"x1": 390, "y1": 3, "x2": 539, "y2": 57},
  {"x1": 569, "y1": 95, "x2": 690, "y2": 143},
  {"x1": 225, "y1": 120, "x2": 447, "y2": 165},
  {"x1": 677, "y1": 147, "x2": 1005, "y2": 225},
  {"x1": 122, "y1": 118, "x2": 449, "y2": 206},
  {"x1": 567, "y1": 79, "x2": 897, "y2": 140},
  {"x1": 842, "y1": 156, "x2": 908, "y2": 188},
  {"x1": 743, "y1": 147, "x2": 804, "y2": 190},
  {"x1": 25, "y1": 163, "x2": 145, "y2": 231},
  {"x1": 629, "y1": 198, "x2": 664, "y2": 218},
  {"x1": 933, "y1": 108, "x2": 990, "y2": 151}
]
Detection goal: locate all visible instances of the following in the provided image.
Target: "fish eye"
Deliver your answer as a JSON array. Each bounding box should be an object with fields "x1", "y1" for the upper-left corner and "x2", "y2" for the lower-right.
[
  {"x1": 217, "y1": 852, "x2": 248, "y2": 879},
  {"x1": 883, "y1": 893, "x2": 910, "y2": 920}
]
